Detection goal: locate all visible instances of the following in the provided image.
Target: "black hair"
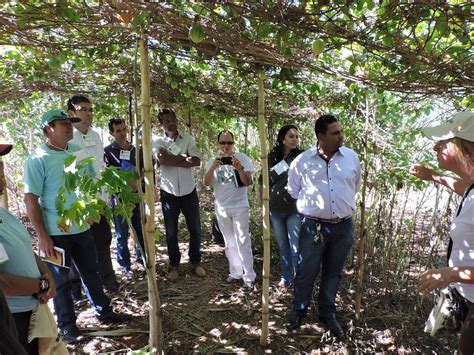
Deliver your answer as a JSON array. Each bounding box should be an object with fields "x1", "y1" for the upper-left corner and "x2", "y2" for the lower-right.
[
  {"x1": 42, "y1": 120, "x2": 57, "y2": 135},
  {"x1": 67, "y1": 94, "x2": 91, "y2": 111},
  {"x1": 108, "y1": 118, "x2": 126, "y2": 133},
  {"x1": 314, "y1": 114, "x2": 338, "y2": 136},
  {"x1": 157, "y1": 108, "x2": 176, "y2": 124},
  {"x1": 270, "y1": 124, "x2": 299, "y2": 162},
  {"x1": 217, "y1": 130, "x2": 234, "y2": 142}
]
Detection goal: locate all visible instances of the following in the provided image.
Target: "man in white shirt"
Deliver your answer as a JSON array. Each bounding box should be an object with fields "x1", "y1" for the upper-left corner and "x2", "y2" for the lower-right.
[
  {"x1": 286, "y1": 114, "x2": 361, "y2": 337},
  {"x1": 153, "y1": 109, "x2": 205, "y2": 282},
  {"x1": 68, "y1": 95, "x2": 119, "y2": 294}
]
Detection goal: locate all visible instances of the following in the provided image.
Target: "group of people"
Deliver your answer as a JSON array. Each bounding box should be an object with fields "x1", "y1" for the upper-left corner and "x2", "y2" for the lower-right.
[{"x1": 0, "y1": 96, "x2": 472, "y2": 353}]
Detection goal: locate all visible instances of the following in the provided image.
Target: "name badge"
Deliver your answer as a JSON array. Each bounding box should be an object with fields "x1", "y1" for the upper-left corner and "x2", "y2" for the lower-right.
[
  {"x1": 167, "y1": 142, "x2": 181, "y2": 156},
  {"x1": 120, "y1": 150, "x2": 131, "y2": 160},
  {"x1": 83, "y1": 135, "x2": 96, "y2": 147},
  {"x1": 271, "y1": 159, "x2": 289, "y2": 175}
]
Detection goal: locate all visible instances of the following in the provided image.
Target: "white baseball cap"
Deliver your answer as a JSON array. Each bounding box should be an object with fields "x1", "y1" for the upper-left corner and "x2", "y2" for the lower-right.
[{"x1": 423, "y1": 111, "x2": 474, "y2": 142}]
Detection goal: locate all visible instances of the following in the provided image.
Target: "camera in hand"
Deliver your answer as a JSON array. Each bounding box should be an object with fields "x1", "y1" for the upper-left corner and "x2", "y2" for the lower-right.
[{"x1": 219, "y1": 157, "x2": 233, "y2": 165}]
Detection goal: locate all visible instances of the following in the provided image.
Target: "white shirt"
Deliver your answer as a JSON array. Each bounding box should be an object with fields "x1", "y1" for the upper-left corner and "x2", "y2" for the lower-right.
[
  {"x1": 205, "y1": 152, "x2": 255, "y2": 209},
  {"x1": 152, "y1": 132, "x2": 202, "y2": 197},
  {"x1": 71, "y1": 128, "x2": 105, "y2": 177},
  {"x1": 287, "y1": 146, "x2": 361, "y2": 219},
  {"x1": 449, "y1": 187, "x2": 474, "y2": 302}
]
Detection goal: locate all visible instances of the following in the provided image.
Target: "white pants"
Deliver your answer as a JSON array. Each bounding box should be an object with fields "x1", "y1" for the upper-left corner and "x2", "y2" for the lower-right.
[{"x1": 215, "y1": 205, "x2": 256, "y2": 282}]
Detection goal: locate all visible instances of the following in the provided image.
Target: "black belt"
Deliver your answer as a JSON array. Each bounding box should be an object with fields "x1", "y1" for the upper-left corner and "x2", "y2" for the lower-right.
[{"x1": 304, "y1": 215, "x2": 352, "y2": 224}]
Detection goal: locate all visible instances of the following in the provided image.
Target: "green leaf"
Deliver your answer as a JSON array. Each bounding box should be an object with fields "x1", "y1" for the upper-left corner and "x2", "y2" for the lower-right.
[{"x1": 64, "y1": 154, "x2": 77, "y2": 168}]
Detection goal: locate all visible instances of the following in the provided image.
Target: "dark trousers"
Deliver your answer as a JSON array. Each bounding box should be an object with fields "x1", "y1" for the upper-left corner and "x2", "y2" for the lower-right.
[
  {"x1": 12, "y1": 311, "x2": 38, "y2": 355},
  {"x1": 460, "y1": 300, "x2": 474, "y2": 354},
  {"x1": 113, "y1": 203, "x2": 145, "y2": 269},
  {"x1": 0, "y1": 290, "x2": 27, "y2": 355},
  {"x1": 160, "y1": 188, "x2": 202, "y2": 267},
  {"x1": 292, "y1": 217, "x2": 354, "y2": 317},
  {"x1": 70, "y1": 216, "x2": 117, "y2": 294},
  {"x1": 49, "y1": 230, "x2": 111, "y2": 330}
]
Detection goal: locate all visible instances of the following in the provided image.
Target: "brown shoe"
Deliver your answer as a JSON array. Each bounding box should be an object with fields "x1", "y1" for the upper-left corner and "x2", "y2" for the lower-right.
[
  {"x1": 193, "y1": 265, "x2": 206, "y2": 277},
  {"x1": 168, "y1": 267, "x2": 179, "y2": 282}
]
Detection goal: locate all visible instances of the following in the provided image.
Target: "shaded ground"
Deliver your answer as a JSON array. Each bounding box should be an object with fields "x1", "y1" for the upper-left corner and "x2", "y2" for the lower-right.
[{"x1": 13, "y1": 191, "x2": 458, "y2": 354}]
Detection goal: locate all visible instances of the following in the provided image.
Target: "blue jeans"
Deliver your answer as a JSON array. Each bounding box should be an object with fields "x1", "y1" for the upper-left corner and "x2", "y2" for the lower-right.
[
  {"x1": 113, "y1": 203, "x2": 145, "y2": 269},
  {"x1": 292, "y1": 217, "x2": 354, "y2": 318},
  {"x1": 49, "y1": 230, "x2": 111, "y2": 330},
  {"x1": 160, "y1": 188, "x2": 202, "y2": 267},
  {"x1": 269, "y1": 210, "x2": 301, "y2": 285}
]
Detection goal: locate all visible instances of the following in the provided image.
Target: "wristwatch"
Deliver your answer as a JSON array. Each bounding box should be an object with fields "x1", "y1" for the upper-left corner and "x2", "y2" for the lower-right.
[{"x1": 38, "y1": 278, "x2": 50, "y2": 293}]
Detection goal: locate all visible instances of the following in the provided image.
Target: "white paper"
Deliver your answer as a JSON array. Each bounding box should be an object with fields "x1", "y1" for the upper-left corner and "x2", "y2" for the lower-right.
[
  {"x1": 0, "y1": 243, "x2": 9, "y2": 264},
  {"x1": 119, "y1": 150, "x2": 131, "y2": 160},
  {"x1": 167, "y1": 142, "x2": 181, "y2": 156},
  {"x1": 271, "y1": 159, "x2": 289, "y2": 175}
]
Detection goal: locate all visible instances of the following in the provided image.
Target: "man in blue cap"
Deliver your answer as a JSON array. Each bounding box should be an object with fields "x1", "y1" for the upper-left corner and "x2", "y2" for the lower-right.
[{"x1": 24, "y1": 109, "x2": 131, "y2": 343}]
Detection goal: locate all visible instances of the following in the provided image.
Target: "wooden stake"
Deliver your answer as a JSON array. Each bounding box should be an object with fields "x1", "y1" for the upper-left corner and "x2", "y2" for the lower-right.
[
  {"x1": 139, "y1": 35, "x2": 164, "y2": 354},
  {"x1": 258, "y1": 70, "x2": 271, "y2": 346}
]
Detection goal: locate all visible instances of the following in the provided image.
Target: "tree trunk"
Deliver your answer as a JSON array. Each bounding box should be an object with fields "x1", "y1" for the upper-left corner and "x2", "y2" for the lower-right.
[
  {"x1": 0, "y1": 159, "x2": 7, "y2": 209},
  {"x1": 258, "y1": 70, "x2": 271, "y2": 346},
  {"x1": 139, "y1": 36, "x2": 164, "y2": 354}
]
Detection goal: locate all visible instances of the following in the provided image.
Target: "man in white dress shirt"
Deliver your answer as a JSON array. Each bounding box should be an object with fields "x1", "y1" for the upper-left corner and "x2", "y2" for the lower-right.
[
  {"x1": 286, "y1": 114, "x2": 361, "y2": 337},
  {"x1": 68, "y1": 95, "x2": 119, "y2": 294},
  {"x1": 153, "y1": 109, "x2": 205, "y2": 282}
]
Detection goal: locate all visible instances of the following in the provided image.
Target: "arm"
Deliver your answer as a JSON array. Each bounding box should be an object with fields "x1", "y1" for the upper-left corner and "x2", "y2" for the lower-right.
[
  {"x1": 0, "y1": 273, "x2": 41, "y2": 296},
  {"x1": 410, "y1": 164, "x2": 468, "y2": 196},
  {"x1": 287, "y1": 160, "x2": 301, "y2": 199},
  {"x1": 34, "y1": 254, "x2": 56, "y2": 303},
  {"x1": 232, "y1": 156, "x2": 252, "y2": 186},
  {"x1": 417, "y1": 266, "x2": 474, "y2": 295},
  {"x1": 157, "y1": 148, "x2": 200, "y2": 168},
  {"x1": 204, "y1": 159, "x2": 222, "y2": 186},
  {"x1": 24, "y1": 193, "x2": 55, "y2": 258}
]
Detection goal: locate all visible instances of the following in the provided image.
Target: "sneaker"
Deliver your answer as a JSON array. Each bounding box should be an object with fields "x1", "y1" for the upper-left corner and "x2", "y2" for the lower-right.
[
  {"x1": 98, "y1": 310, "x2": 132, "y2": 324},
  {"x1": 168, "y1": 267, "x2": 179, "y2": 282},
  {"x1": 243, "y1": 280, "x2": 254, "y2": 290},
  {"x1": 287, "y1": 313, "x2": 305, "y2": 331},
  {"x1": 193, "y1": 265, "x2": 206, "y2": 277},
  {"x1": 60, "y1": 325, "x2": 84, "y2": 343},
  {"x1": 278, "y1": 280, "x2": 290, "y2": 289},
  {"x1": 121, "y1": 267, "x2": 133, "y2": 280},
  {"x1": 226, "y1": 276, "x2": 241, "y2": 283},
  {"x1": 319, "y1": 314, "x2": 344, "y2": 337}
]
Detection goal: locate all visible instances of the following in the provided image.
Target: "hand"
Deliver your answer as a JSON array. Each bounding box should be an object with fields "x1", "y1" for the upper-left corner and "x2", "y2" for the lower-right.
[
  {"x1": 38, "y1": 273, "x2": 56, "y2": 303},
  {"x1": 232, "y1": 158, "x2": 243, "y2": 171},
  {"x1": 212, "y1": 158, "x2": 223, "y2": 170},
  {"x1": 38, "y1": 234, "x2": 55, "y2": 258},
  {"x1": 417, "y1": 267, "x2": 452, "y2": 295},
  {"x1": 409, "y1": 164, "x2": 434, "y2": 181}
]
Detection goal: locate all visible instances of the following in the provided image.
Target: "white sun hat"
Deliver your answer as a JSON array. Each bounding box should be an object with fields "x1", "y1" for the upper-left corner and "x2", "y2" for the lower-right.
[{"x1": 423, "y1": 111, "x2": 474, "y2": 142}]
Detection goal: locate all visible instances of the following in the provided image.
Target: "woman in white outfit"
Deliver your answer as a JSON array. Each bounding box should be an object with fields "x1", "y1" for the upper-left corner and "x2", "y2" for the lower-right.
[{"x1": 204, "y1": 130, "x2": 256, "y2": 289}]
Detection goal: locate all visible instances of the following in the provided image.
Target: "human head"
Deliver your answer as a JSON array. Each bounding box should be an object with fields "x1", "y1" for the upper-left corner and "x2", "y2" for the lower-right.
[
  {"x1": 41, "y1": 109, "x2": 80, "y2": 143},
  {"x1": 276, "y1": 124, "x2": 299, "y2": 151},
  {"x1": 158, "y1": 109, "x2": 178, "y2": 136},
  {"x1": 424, "y1": 112, "x2": 474, "y2": 177},
  {"x1": 315, "y1": 114, "x2": 344, "y2": 152},
  {"x1": 108, "y1": 118, "x2": 128, "y2": 145},
  {"x1": 67, "y1": 95, "x2": 93, "y2": 131},
  {"x1": 217, "y1": 130, "x2": 235, "y2": 156},
  {"x1": 0, "y1": 143, "x2": 13, "y2": 194}
]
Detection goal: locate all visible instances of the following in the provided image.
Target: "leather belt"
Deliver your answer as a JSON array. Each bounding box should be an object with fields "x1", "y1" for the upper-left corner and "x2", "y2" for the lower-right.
[{"x1": 303, "y1": 215, "x2": 352, "y2": 224}]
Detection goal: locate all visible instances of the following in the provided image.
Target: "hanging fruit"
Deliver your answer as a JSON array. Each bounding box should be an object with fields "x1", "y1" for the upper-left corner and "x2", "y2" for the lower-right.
[
  {"x1": 312, "y1": 39, "x2": 325, "y2": 56},
  {"x1": 189, "y1": 24, "x2": 205, "y2": 44}
]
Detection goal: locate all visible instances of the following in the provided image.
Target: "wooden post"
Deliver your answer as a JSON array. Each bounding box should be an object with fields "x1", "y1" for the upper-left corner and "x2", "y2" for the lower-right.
[
  {"x1": 354, "y1": 94, "x2": 370, "y2": 320},
  {"x1": 258, "y1": 70, "x2": 271, "y2": 346},
  {"x1": 139, "y1": 35, "x2": 164, "y2": 354},
  {"x1": 0, "y1": 158, "x2": 7, "y2": 209}
]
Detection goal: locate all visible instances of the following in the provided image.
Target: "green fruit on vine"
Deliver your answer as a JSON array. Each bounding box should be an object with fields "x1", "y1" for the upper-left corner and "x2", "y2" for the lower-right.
[
  {"x1": 312, "y1": 39, "x2": 325, "y2": 56},
  {"x1": 189, "y1": 24, "x2": 205, "y2": 44}
]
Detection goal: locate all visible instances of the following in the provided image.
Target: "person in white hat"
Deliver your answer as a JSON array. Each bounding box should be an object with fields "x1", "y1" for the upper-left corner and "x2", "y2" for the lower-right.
[{"x1": 410, "y1": 111, "x2": 474, "y2": 354}]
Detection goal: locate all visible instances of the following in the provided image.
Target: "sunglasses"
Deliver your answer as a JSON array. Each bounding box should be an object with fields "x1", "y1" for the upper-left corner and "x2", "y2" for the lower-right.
[{"x1": 219, "y1": 141, "x2": 234, "y2": 145}]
